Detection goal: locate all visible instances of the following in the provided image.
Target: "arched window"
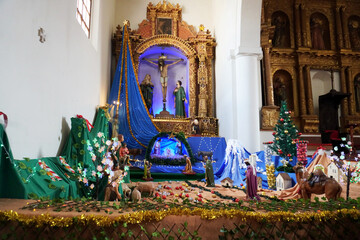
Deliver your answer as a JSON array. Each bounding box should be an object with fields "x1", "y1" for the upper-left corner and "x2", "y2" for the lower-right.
[{"x1": 76, "y1": 0, "x2": 92, "y2": 38}]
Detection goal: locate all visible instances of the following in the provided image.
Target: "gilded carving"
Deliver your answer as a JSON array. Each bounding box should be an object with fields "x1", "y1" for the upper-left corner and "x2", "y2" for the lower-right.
[
  {"x1": 261, "y1": 106, "x2": 280, "y2": 129},
  {"x1": 112, "y1": 1, "x2": 218, "y2": 135},
  {"x1": 263, "y1": 0, "x2": 360, "y2": 133}
]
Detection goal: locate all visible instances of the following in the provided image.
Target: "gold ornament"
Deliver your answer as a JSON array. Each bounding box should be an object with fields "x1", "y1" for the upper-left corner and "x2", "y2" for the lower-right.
[{"x1": 284, "y1": 130, "x2": 288, "y2": 134}]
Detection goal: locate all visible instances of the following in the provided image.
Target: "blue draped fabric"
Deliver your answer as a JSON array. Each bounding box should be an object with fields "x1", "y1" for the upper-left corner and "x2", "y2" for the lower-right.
[
  {"x1": 187, "y1": 137, "x2": 227, "y2": 173},
  {"x1": 108, "y1": 25, "x2": 158, "y2": 149}
]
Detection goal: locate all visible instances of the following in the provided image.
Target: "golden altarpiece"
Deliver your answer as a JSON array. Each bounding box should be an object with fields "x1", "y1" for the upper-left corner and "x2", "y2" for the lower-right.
[
  {"x1": 261, "y1": 0, "x2": 360, "y2": 134},
  {"x1": 112, "y1": 1, "x2": 218, "y2": 136}
]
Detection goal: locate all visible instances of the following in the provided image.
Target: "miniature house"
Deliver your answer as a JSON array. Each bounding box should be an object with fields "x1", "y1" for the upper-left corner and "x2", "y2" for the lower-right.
[
  {"x1": 221, "y1": 177, "x2": 234, "y2": 188},
  {"x1": 327, "y1": 162, "x2": 340, "y2": 182},
  {"x1": 257, "y1": 176, "x2": 262, "y2": 190},
  {"x1": 276, "y1": 173, "x2": 292, "y2": 191}
]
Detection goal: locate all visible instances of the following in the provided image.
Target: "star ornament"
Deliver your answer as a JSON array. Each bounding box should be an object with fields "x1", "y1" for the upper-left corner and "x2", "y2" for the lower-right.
[
  {"x1": 123, "y1": 20, "x2": 129, "y2": 26},
  {"x1": 168, "y1": 132, "x2": 175, "y2": 139}
]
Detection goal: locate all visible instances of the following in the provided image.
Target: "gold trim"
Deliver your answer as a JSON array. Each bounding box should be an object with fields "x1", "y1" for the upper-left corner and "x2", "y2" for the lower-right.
[
  {"x1": 124, "y1": 26, "x2": 146, "y2": 148},
  {"x1": 127, "y1": 27, "x2": 161, "y2": 132}
]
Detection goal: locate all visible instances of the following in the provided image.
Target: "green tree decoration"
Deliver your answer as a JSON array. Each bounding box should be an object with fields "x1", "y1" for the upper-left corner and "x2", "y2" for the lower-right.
[{"x1": 270, "y1": 101, "x2": 301, "y2": 168}]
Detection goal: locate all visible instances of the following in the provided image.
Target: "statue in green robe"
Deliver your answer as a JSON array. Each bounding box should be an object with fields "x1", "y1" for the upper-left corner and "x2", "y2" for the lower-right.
[
  {"x1": 204, "y1": 156, "x2": 215, "y2": 187},
  {"x1": 173, "y1": 80, "x2": 187, "y2": 117}
]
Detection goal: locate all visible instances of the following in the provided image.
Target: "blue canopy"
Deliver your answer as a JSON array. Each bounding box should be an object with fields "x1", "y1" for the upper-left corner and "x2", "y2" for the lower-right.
[{"x1": 108, "y1": 24, "x2": 159, "y2": 149}]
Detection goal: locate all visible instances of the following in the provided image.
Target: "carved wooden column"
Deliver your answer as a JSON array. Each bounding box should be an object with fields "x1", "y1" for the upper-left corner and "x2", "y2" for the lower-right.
[
  {"x1": 347, "y1": 67, "x2": 355, "y2": 115},
  {"x1": 340, "y1": 67, "x2": 349, "y2": 116},
  {"x1": 188, "y1": 57, "x2": 197, "y2": 117},
  {"x1": 335, "y1": 6, "x2": 344, "y2": 49},
  {"x1": 294, "y1": 3, "x2": 302, "y2": 48},
  {"x1": 197, "y1": 55, "x2": 208, "y2": 117},
  {"x1": 264, "y1": 46, "x2": 274, "y2": 105},
  {"x1": 298, "y1": 65, "x2": 307, "y2": 115},
  {"x1": 206, "y1": 57, "x2": 214, "y2": 117},
  {"x1": 305, "y1": 65, "x2": 314, "y2": 115},
  {"x1": 300, "y1": 4, "x2": 310, "y2": 47},
  {"x1": 341, "y1": 7, "x2": 351, "y2": 49}
]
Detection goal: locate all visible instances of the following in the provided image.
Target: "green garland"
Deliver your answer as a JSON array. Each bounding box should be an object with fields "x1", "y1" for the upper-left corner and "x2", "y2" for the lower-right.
[{"x1": 145, "y1": 132, "x2": 195, "y2": 166}]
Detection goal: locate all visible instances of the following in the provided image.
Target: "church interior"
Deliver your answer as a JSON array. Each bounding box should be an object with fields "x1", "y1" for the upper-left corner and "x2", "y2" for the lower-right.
[{"x1": 1, "y1": 0, "x2": 360, "y2": 238}]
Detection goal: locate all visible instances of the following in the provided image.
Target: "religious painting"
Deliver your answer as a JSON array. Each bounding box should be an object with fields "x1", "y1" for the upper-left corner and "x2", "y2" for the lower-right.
[{"x1": 156, "y1": 18, "x2": 172, "y2": 35}]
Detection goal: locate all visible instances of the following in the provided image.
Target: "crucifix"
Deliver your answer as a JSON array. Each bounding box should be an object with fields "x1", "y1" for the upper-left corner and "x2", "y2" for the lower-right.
[{"x1": 143, "y1": 53, "x2": 183, "y2": 111}]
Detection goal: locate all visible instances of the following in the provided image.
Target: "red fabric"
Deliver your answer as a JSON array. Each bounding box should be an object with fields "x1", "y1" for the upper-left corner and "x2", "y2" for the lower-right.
[
  {"x1": 76, "y1": 115, "x2": 93, "y2": 132},
  {"x1": 0, "y1": 112, "x2": 8, "y2": 128}
]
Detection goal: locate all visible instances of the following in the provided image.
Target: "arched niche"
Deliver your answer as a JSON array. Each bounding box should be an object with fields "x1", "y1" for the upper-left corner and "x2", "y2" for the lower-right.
[
  {"x1": 348, "y1": 15, "x2": 360, "y2": 50},
  {"x1": 134, "y1": 35, "x2": 197, "y2": 117},
  {"x1": 271, "y1": 11, "x2": 291, "y2": 48},
  {"x1": 273, "y1": 70, "x2": 293, "y2": 110},
  {"x1": 138, "y1": 46, "x2": 188, "y2": 117},
  {"x1": 310, "y1": 13, "x2": 331, "y2": 50}
]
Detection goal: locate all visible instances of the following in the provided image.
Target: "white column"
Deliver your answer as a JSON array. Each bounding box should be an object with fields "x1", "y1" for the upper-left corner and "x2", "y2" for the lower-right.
[{"x1": 232, "y1": 47, "x2": 263, "y2": 153}]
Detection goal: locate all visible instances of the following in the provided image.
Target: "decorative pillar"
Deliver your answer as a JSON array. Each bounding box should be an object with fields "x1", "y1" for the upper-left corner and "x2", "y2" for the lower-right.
[
  {"x1": 263, "y1": 46, "x2": 274, "y2": 105},
  {"x1": 347, "y1": 67, "x2": 355, "y2": 115},
  {"x1": 197, "y1": 42, "x2": 209, "y2": 117},
  {"x1": 197, "y1": 57, "x2": 208, "y2": 117},
  {"x1": 340, "y1": 67, "x2": 349, "y2": 116},
  {"x1": 300, "y1": 4, "x2": 310, "y2": 47},
  {"x1": 294, "y1": 3, "x2": 302, "y2": 48},
  {"x1": 341, "y1": 7, "x2": 351, "y2": 49},
  {"x1": 335, "y1": 6, "x2": 344, "y2": 49},
  {"x1": 305, "y1": 66, "x2": 314, "y2": 115},
  {"x1": 188, "y1": 57, "x2": 196, "y2": 117},
  {"x1": 298, "y1": 65, "x2": 307, "y2": 115},
  {"x1": 206, "y1": 57, "x2": 214, "y2": 117}
]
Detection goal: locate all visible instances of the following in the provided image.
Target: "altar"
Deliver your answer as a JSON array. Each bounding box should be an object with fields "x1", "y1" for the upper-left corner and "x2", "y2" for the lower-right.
[{"x1": 111, "y1": 1, "x2": 218, "y2": 137}]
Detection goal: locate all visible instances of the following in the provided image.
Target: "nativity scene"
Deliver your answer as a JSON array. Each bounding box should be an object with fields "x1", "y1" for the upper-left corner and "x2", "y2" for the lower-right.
[{"x1": 1, "y1": 0, "x2": 360, "y2": 239}]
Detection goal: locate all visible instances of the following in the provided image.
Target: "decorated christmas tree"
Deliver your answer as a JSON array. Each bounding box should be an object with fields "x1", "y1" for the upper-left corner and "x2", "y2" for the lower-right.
[{"x1": 270, "y1": 101, "x2": 301, "y2": 168}]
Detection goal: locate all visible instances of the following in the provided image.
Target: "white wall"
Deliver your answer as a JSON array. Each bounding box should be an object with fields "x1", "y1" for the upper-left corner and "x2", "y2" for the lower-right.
[
  {"x1": 214, "y1": 0, "x2": 263, "y2": 153},
  {"x1": 0, "y1": 0, "x2": 115, "y2": 159}
]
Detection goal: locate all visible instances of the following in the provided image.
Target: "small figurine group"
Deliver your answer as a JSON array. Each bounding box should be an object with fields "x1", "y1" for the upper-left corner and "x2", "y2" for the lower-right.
[{"x1": 104, "y1": 134, "x2": 132, "y2": 201}]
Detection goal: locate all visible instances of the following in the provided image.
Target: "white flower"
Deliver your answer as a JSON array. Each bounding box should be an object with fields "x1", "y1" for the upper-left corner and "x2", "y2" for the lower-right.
[{"x1": 97, "y1": 132, "x2": 103, "y2": 138}]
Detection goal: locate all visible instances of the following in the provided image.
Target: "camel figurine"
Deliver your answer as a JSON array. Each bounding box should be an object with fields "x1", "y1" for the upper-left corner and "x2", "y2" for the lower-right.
[{"x1": 293, "y1": 163, "x2": 342, "y2": 200}]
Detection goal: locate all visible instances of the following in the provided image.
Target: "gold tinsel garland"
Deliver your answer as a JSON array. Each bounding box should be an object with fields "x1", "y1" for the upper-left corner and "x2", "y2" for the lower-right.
[{"x1": 0, "y1": 208, "x2": 359, "y2": 227}]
